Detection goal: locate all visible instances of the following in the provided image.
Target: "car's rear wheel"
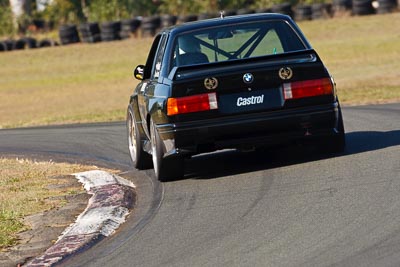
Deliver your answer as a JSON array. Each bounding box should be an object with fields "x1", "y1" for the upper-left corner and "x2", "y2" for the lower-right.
[
  {"x1": 150, "y1": 120, "x2": 184, "y2": 182},
  {"x1": 322, "y1": 105, "x2": 346, "y2": 153},
  {"x1": 127, "y1": 107, "x2": 152, "y2": 169}
]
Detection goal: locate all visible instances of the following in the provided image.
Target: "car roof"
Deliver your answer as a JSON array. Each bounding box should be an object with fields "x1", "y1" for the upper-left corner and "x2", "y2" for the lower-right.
[{"x1": 161, "y1": 13, "x2": 293, "y2": 36}]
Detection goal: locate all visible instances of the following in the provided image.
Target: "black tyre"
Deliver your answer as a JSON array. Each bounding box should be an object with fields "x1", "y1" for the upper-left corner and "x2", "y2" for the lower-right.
[
  {"x1": 161, "y1": 15, "x2": 177, "y2": 27},
  {"x1": 197, "y1": 13, "x2": 211, "y2": 21},
  {"x1": 78, "y1": 23, "x2": 101, "y2": 43},
  {"x1": 38, "y1": 39, "x2": 57, "y2": 48},
  {"x1": 333, "y1": 0, "x2": 352, "y2": 15},
  {"x1": 312, "y1": 3, "x2": 332, "y2": 19},
  {"x1": 295, "y1": 5, "x2": 312, "y2": 21},
  {"x1": 271, "y1": 3, "x2": 294, "y2": 18},
  {"x1": 120, "y1": 19, "x2": 140, "y2": 39},
  {"x1": 224, "y1": 10, "x2": 237, "y2": 16},
  {"x1": 0, "y1": 42, "x2": 6, "y2": 52},
  {"x1": 321, "y1": 106, "x2": 346, "y2": 153},
  {"x1": 352, "y1": 0, "x2": 375, "y2": 15},
  {"x1": 101, "y1": 21, "x2": 121, "y2": 42},
  {"x1": 236, "y1": 9, "x2": 255, "y2": 15},
  {"x1": 377, "y1": 0, "x2": 397, "y2": 13},
  {"x1": 150, "y1": 120, "x2": 184, "y2": 181},
  {"x1": 59, "y1": 24, "x2": 80, "y2": 45},
  {"x1": 127, "y1": 106, "x2": 152, "y2": 169},
  {"x1": 22, "y1": 37, "x2": 37, "y2": 48},
  {"x1": 3, "y1": 40, "x2": 14, "y2": 51},
  {"x1": 177, "y1": 14, "x2": 197, "y2": 24},
  {"x1": 13, "y1": 37, "x2": 37, "y2": 50},
  {"x1": 256, "y1": 8, "x2": 272, "y2": 13},
  {"x1": 141, "y1": 16, "x2": 160, "y2": 37},
  {"x1": 33, "y1": 19, "x2": 46, "y2": 30},
  {"x1": 13, "y1": 39, "x2": 26, "y2": 50}
]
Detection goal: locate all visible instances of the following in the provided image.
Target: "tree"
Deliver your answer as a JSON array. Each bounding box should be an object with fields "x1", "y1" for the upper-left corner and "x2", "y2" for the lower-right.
[
  {"x1": 42, "y1": 0, "x2": 85, "y2": 24},
  {"x1": 0, "y1": 0, "x2": 15, "y2": 36}
]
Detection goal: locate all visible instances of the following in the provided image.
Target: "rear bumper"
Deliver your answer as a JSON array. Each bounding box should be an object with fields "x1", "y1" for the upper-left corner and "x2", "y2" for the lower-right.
[{"x1": 157, "y1": 102, "x2": 342, "y2": 158}]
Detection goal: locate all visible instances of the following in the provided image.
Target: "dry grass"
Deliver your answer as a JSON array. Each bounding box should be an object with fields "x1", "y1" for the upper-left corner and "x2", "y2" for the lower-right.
[
  {"x1": 0, "y1": 14, "x2": 399, "y2": 128},
  {"x1": 0, "y1": 37, "x2": 150, "y2": 128},
  {"x1": 298, "y1": 13, "x2": 400, "y2": 104},
  {"x1": 0, "y1": 158, "x2": 99, "y2": 249}
]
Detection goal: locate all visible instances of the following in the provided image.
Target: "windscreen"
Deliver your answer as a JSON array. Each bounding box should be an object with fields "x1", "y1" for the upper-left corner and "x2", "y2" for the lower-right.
[{"x1": 172, "y1": 20, "x2": 306, "y2": 68}]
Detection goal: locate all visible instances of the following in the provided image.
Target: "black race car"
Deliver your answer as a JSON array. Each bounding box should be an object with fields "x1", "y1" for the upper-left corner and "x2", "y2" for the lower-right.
[{"x1": 127, "y1": 13, "x2": 345, "y2": 181}]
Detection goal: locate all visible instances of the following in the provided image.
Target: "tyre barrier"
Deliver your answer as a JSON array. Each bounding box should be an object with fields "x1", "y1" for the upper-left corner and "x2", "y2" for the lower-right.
[
  {"x1": 237, "y1": 8, "x2": 256, "y2": 15},
  {"x1": 161, "y1": 15, "x2": 177, "y2": 28},
  {"x1": 295, "y1": 5, "x2": 312, "y2": 20},
  {"x1": 21, "y1": 37, "x2": 38, "y2": 49},
  {"x1": 120, "y1": 18, "x2": 141, "y2": 39},
  {"x1": 377, "y1": 0, "x2": 398, "y2": 13},
  {"x1": 3, "y1": 40, "x2": 14, "y2": 51},
  {"x1": 38, "y1": 39, "x2": 58, "y2": 48},
  {"x1": 224, "y1": 10, "x2": 238, "y2": 16},
  {"x1": 101, "y1": 21, "x2": 121, "y2": 42},
  {"x1": 59, "y1": 24, "x2": 80, "y2": 45},
  {"x1": 352, "y1": 0, "x2": 375, "y2": 15},
  {"x1": 198, "y1": 13, "x2": 211, "y2": 20},
  {"x1": 33, "y1": 19, "x2": 46, "y2": 30},
  {"x1": 271, "y1": 3, "x2": 294, "y2": 18},
  {"x1": 78, "y1": 22, "x2": 101, "y2": 43},
  {"x1": 256, "y1": 8, "x2": 273, "y2": 13},
  {"x1": 177, "y1": 14, "x2": 198, "y2": 24},
  {"x1": 0, "y1": 37, "x2": 56, "y2": 52},
  {"x1": 141, "y1": 16, "x2": 161, "y2": 37},
  {"x1": 13, "y1": 39, "x2": 27, "y2": 50},
  {"x1": 333, "y1": 0, "x2": 352, "y2": 15},
  {"x1": 312, "y1": 3, "x2": 333, "y2": 19},
  {"x1": 0, "y1": 41, "x2": 7, "y2": 52}
]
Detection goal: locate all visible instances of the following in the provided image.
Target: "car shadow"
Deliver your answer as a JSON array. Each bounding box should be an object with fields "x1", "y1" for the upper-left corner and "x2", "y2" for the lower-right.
[{"x1": 182, "y1": 130, "x2": 400, "y2": 180}]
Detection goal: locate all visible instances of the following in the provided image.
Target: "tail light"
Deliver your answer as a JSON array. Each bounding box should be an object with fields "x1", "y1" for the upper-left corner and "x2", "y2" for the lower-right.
[
  {"x1": 167, "y1": 92, "x2": 218, "y2": 116},
  {"x1": 283, "y1": 78, "x2": 334, "y2": 100}
]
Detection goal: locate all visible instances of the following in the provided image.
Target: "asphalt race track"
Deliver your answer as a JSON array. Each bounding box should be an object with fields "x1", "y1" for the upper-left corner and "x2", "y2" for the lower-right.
[{"x1": 1, "y1": 103, "x2": 399, "y2": 267}]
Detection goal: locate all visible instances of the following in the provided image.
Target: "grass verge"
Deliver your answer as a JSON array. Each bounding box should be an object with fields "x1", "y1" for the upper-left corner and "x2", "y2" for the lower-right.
[
  {"x1": 0, "y1": 158, "x2": 99, "y2": 250},
  {"x1": 0, "y1": 14, "x2": 399, "y2": 128}
]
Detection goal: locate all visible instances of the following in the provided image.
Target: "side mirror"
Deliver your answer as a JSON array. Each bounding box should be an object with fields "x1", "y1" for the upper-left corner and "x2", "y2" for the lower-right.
[{"x1": 134, "y1": 65, "x2": 145, "y2": 80}]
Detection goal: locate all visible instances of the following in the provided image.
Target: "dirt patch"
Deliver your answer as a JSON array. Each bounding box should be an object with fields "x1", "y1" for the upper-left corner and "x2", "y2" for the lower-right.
[{"x1": 0, "y1": 175, "x2": 90, "y2": 267}]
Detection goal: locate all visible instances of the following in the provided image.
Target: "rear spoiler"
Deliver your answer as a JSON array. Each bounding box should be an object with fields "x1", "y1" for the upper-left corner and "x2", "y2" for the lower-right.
[{"x1": 168, "y1": 49, "x2": 320, "y2": 81}]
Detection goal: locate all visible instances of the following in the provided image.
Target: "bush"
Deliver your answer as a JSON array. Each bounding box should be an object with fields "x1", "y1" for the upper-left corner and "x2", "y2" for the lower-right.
[
  {"x1": 88, "y1": 0, "x2": 158, "y2": 22},
  {"x1": 0, "y1": 2, "x2": 15, "y2": 37},
  {"x1": 41, "y1": 0, "x2": 86, "y2": 24}
]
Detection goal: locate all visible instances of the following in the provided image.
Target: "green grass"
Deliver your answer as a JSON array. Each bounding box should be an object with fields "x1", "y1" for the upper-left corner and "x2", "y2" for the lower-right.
[{"x1": 0, "y1": 13, "x2": 400, "y2": 129}]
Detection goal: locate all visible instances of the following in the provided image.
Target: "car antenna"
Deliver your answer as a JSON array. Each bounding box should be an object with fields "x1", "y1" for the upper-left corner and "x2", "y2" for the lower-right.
[{"x1": 220, "y1": 10, "x2": 225, "y2": 19}]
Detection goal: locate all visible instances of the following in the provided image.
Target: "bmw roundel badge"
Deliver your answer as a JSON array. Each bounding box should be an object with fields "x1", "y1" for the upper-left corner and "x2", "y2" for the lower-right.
[
  {"x1": 243, "y1": 73, "x2": 254, "y2": 84},
  {"x1": 204, "y1": 77, "x2": 219, "y2": 90},
  {"x1": 279, "y1": 67, "x2": 293, "y2": 80}
]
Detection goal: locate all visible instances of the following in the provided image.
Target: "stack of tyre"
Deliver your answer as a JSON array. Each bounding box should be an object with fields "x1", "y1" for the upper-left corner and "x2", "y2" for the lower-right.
[
  {"x1": 236, "y1": 9, "x2": 256, "y2": 15},
  {"x1": 78, "y1": 23, "x2": 101, "y2": 43},
  {"x1": 59, "y1": 24, "x2": 80, "y2": 45},
  {"x1": 332, "y1": 0, "x2": 352, "y2": 15},
  {"x1": 352, "y1": 0, "x2": 375, "y2": 15},
  {"x1": 295, "y1": 5, "x2": 312, "y2": 20},
  {"x1": 177, "y1": 14, "x2": 198, "y2": 24},
  {"x1": 141, "y1": 16, "x2": 161, "y2": 37},
  {"x1": 120, "y1": 18, "x2": 141, "y2": 39},
  {"x1": 161, "y1": 15, "x2": 177, "y2": 28},
  {"x1": 101, "y1": 21, "x2": 122, "y2": 42},
  {"x1": 271, "y1": 3, "x2": 294, "y2": 18},
  {"x1": 311, "y1": 3, "x2": 332, "y2": 19},
  {"x1": 377, "y1": 0, "x2": 398, "y2": 13},
  {"x1": 0, "y1": 38, "x2": 58, "y2": 52}
]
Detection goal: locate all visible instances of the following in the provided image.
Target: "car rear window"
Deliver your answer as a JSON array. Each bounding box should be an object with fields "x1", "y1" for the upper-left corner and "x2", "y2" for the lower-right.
[{"x1": 172, "y1": 20, "x2": 306, "y2": 67}]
